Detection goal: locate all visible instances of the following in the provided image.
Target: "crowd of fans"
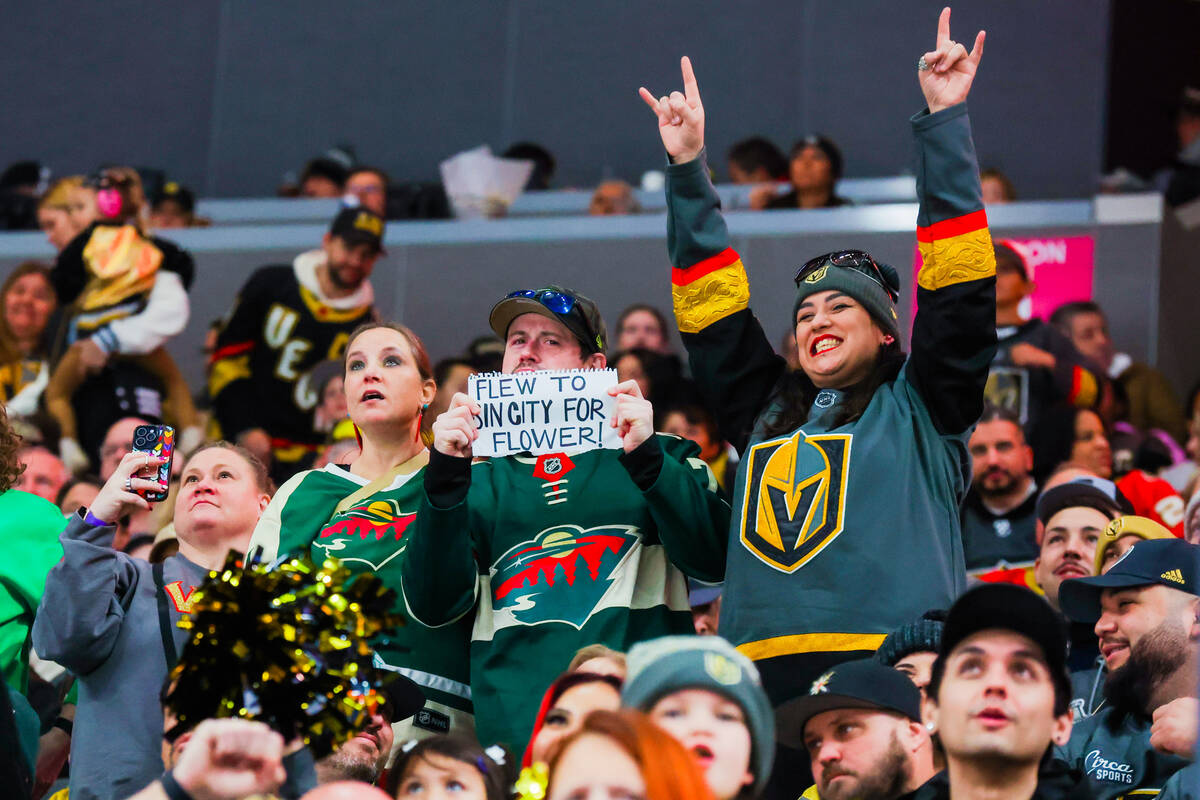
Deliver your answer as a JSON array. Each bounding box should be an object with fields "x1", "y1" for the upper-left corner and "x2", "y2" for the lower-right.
[{"x1": 0, "y1": 9, "x2": 1199, "y2": 800}]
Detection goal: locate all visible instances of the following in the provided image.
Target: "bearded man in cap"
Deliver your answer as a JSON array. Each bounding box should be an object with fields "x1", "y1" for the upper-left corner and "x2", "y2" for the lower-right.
[
  {"x1": 1054, "y1": 538, "x2": 1200, "y2": 799},
  {"x1": 777, "y1": 659, "x2": 940, "y2": 800},
  {"x1": 209, "y1": 206, "x2": 384, "y2": 482},
  {"x1": 1070, "y1": 515, "x2": 1178, "y2": 720},
  {"x1": 1031, "y1": 476, "x2": 1128, "y2": 615},
  {"x1": 401, "y1": 285, "x2": 728, "y2": 750}
]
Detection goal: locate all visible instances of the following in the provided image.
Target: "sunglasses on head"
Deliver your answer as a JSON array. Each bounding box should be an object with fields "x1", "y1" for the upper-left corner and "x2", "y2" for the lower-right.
[
  {"x1": 506, "y1": 288, "x2": 578, "y2": 315},
  {"x1": 794, "y1": 250, "x2": 899, "y2": 303},
  {"x1": 505, "y1": 288, "x2": 602, "y2": 353}
]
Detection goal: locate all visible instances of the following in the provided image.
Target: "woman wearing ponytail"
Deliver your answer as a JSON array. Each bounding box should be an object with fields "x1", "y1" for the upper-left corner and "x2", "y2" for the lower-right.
[{"x1": 248, "y1": 322, "x2": 475, "y2": 740}]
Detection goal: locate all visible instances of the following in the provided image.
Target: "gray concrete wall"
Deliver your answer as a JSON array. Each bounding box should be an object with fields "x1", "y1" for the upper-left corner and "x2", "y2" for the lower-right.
[{"x1": 2, "y1": 1, "x2": 1109, "y2": 199}]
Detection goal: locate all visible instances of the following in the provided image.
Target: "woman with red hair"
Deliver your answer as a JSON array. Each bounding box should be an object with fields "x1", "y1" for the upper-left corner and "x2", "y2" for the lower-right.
[
  {"x1": 547, "y1": 710, "x2": 714, "y2": 800},
  {"x1": 524, "y1": 671, "x2": 623, "y2": 767}
]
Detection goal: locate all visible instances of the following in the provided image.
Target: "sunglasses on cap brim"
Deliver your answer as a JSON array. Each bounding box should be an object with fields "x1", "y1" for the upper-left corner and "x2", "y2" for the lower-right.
[
  {"x1": 794, "y1": 250, "x2": 899, "y2": 303},
  {"x1": 505, "y1": 288, "x2": 602, "y2": 353}
]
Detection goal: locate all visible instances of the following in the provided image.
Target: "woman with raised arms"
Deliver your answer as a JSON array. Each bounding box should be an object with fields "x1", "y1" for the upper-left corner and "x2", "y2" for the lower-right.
[{"x1": 637, "y1": 7, "x2": 996, "y2": 703}]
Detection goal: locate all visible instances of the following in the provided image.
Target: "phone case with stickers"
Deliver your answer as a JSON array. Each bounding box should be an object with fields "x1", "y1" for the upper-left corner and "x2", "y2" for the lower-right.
[{"x1": 131, "y1": 424, "x2": 174, "y2": 502}]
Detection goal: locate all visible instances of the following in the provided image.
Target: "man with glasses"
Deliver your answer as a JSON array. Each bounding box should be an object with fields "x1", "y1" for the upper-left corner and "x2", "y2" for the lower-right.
[{"x1": 401, "y1": 284, "x2": 729, "y2": 750}]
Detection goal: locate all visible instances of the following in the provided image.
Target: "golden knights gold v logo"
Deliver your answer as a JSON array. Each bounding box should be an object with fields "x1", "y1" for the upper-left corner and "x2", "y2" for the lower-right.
[{"x1": 739, "y1": 430, "x2": 851, "y2": 573}]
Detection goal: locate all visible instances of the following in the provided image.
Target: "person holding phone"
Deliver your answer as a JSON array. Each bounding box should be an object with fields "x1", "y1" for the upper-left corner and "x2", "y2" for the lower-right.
[{"x1": 33, "y1": 442, "x2": 273, "y2": 800}]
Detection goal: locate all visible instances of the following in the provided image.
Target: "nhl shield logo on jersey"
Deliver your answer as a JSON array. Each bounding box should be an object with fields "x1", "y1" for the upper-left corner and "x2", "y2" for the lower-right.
[
  {"x1": 739, "y1": 430, "x2": 851, "y2": 573},
  {"x1": 534, "y1": 452, "x2": 575, "y2": 481},
  {"x1": 491, "y1": 524, "x2": 638, "y2": 628},
  {"x1": 314, "y1": 498, "x2": 416, "y2": 570}
]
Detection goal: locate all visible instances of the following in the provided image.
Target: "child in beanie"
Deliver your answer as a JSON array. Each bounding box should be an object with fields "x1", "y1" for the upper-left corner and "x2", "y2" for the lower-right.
[{"x1": 622, "y1": 636, "x2": 773, "y2": 800}]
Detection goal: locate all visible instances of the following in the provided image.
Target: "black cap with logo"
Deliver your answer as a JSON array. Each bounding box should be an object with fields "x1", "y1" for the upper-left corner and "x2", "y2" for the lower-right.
[
  {"x1": 1035, "y1": 476, "x2": 1131, "y2": 525},
  {"x1": 1059, "y1": 538, "x2": 1200, "y2": 624},
  {"x1": 775, "y1": 658, "x2": 922, "y2": 747},
  {"x1": 373, "y1": 668, "x2": 426, "y2": 724},
  {"x1": 329, "y1": 206, "x2": 386, "y2": 254}
]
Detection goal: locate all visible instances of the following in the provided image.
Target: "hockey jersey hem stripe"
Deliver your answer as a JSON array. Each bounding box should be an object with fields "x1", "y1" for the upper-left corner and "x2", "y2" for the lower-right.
[{"x1": 736, "y1": 631, "x2": 887, "y2": 661}]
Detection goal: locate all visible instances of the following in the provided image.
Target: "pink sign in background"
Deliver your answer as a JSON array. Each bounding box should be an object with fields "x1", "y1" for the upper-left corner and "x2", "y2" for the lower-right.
[{"x1": 910, "y1": 235, "x2": 1095, "y2": 332}]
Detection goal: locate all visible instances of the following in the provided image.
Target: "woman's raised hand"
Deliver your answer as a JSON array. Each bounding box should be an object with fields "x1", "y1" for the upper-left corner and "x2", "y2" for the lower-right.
[
  {"x1": 638, "y1": 56, "x2": 705, "y2": 164},
  {"x1": 919, "y1": 7, "x2": 985, "y2": 114},
  {"x1": 89, "y1": 451, "x2": 168, "y2": 522}
]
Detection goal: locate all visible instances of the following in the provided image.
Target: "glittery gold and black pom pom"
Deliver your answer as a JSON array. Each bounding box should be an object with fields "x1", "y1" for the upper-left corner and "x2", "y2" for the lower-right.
[{"x1": 162, "y1": 551, "x2": 405, "y2": 758}]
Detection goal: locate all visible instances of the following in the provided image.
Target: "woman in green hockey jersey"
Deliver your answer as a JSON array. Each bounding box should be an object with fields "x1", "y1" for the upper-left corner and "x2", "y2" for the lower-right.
[
  {"x1": 248, "y1": 322, "x2": 474, "y2": 739},
  {"x1": 637, "y1": 7, "x2": 996, "y2": 705}
]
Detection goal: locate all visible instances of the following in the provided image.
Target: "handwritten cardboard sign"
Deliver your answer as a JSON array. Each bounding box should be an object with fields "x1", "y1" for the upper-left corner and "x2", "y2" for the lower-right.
[{"x1": 468, "y1": 369, "x2": 621, "y2": 457}]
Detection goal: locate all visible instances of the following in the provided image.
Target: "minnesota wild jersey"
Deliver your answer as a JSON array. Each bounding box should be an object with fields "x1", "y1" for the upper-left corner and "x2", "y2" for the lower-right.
[
  {"x1": 401, "y1": 434, "x2": 729, "y2": 749},
  {"x1": 248, "y1": 456, "x2": 474, "y2": 727},
  {"x1": 665, "y1": 103, "x2": 997, "y2": 705}
]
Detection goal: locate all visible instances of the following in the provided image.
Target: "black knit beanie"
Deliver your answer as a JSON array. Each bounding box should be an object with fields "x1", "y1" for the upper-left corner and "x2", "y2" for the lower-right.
[{"x1": 875, "y1": 610, "x2": 945, "y2": 667}]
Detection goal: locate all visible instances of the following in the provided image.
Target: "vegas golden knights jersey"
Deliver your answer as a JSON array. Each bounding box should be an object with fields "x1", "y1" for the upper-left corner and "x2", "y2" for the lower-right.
[
  {"x1": 665, "y1": 104, "x2": 998, "y2": 706},
  {"x1": 209, "y1": 262, "x2": 374, "y2": 457}
]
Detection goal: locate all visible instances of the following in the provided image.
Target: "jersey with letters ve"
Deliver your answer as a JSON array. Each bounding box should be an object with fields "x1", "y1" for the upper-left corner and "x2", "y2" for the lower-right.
[
  {"x1": 665, "y1": 103, "x2": 997, "y2": 705},
  {"x1": 208, "y1": 251, "x2": 375, "y2": 471}
]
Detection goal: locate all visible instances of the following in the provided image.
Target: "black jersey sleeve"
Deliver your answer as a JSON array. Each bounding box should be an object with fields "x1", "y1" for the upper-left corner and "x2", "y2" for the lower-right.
[
  {"x1": 664, "y1": 152, "x2": 786, "y2": 452},
  {"x1": 49, "y1": 224, "x2": 95, "y2": 307},
  {"x1": 151, "y1": 235, "x2": 196, "y2": 290},
  {"x1": 907, "y1": 103, "x2": 998, "y2": 436}
]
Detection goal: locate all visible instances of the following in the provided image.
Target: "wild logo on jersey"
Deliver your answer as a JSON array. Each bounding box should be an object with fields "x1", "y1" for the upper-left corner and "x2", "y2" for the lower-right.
[
  {"x1": 491, "y1": 524, "x2": 638, "y2": 628},
  {"x1": 740, "y1": 430, "x2": 851, "y2": 573},
  {"x1": 314, "y1": 498, "x2": 416, "y2": 571}
]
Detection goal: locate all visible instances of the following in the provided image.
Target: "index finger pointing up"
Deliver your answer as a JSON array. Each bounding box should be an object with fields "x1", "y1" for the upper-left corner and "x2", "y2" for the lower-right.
[
  {"x1": 936, "y1": 6, "x2": 951, "y2": 48},
  {"x1": 681, "y1": 56, "x2": 701, "y2": 104}
]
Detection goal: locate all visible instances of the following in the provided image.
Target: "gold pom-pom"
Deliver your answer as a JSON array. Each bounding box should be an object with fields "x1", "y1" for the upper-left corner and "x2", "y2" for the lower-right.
[{"x1": 162, "y1": 551, "x2": 405, "y2": 758}]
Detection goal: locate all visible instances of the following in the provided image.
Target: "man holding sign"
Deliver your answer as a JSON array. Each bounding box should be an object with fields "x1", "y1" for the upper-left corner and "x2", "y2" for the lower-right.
[
  {"x1": 469, "y1": 368, "x2": 624, "y2": 457},
  {"x1": 401, "y1": 285, "x2": 729, "y2": 750}
]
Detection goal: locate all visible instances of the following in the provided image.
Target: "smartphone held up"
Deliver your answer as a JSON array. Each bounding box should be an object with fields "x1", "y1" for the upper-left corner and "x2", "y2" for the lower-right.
[{"x1": 131, "y1": 424, "x2": 174, "y2": 502}]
